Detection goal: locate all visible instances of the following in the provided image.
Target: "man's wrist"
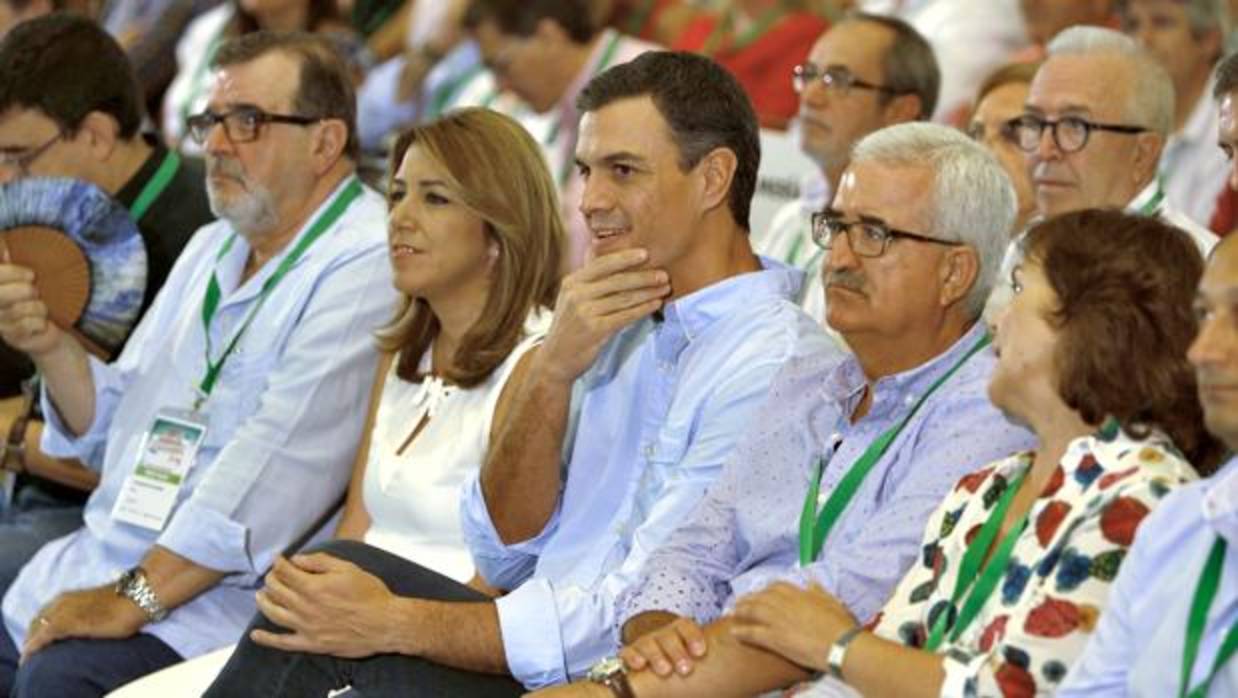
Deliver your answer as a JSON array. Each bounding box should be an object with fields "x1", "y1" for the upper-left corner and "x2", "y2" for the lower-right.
[{"x1": 387, "y1": 596, "x2": 426, "y2": 655}]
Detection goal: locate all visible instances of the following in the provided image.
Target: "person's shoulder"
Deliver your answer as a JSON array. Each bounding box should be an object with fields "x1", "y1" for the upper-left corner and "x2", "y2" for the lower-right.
[{"x1": 327, "y1": 184, "x2": 390, "y2": 248}]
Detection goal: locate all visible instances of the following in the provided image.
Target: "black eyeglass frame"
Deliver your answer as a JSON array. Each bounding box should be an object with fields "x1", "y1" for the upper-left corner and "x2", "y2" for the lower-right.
[
  {"x1": 810, "y1": 212, "x2": 965, "y2": 258},
  {"x1": 1009, "y1": 114, "x2": 1148, "y2": 154},
  {"x1": 185, "y1": 106, "x2": 323, "y2": 145}
]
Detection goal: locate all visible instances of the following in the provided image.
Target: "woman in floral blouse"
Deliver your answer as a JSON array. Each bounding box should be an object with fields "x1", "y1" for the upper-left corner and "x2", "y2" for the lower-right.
[{"x1": 727, "y1": 209, "x2": 1225, "y2": 698}]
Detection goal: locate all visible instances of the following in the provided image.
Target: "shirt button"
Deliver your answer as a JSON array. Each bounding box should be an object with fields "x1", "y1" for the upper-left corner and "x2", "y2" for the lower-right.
[
  {"x1": 643, "y1": 444, "x2": 655, "y2": 458},
  {"x1": 658, "y1": 361, "x2": 672, "y2": 372}
]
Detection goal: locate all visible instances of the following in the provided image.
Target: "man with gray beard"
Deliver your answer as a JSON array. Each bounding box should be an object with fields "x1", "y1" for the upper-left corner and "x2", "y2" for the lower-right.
[{"x1": 0, "y1": 31, "x2": 394, "y2": 697}]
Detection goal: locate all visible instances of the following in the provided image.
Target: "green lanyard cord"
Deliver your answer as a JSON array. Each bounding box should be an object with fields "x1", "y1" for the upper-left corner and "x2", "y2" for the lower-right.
[
  {"x1": 128, "y1": 150, "x2": 181, "y2": 223},
  {"x1": 1181, "y1": 537, "x2": 1238, "y2": 698},
  {"x1": 1137, "y1": 176, "x2": 1167, "y2": 217},
  {"x1": 923, "y1": 469, "x2": 1030, "y2": 651},
  {"x1": 196, "y1": 177, "x2": 363, "y2": 404},
  {"x1": 699, "y1": 6, "x2": 785, "y2": 58},
  {"x1": 798, "y1": 333, "x2": 991, "y2": 566}
]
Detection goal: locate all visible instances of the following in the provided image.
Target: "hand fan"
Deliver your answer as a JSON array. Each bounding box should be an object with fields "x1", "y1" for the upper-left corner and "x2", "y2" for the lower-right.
[{"x1": 0, "y1": 178, "x2": 147, "y2": 356}]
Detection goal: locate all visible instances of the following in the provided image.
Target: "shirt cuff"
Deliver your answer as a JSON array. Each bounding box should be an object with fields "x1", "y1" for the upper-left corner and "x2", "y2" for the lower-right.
[
  {"x1": 38, "y1": 355, "x2": 114, "y2": 467},
  {"x1": 459, "y1": 474, "x2": 557, "y2": 589},
  {"x1": 495, "y1": 577, "x2": 569, "y2": 689},
  {"x1": 157, "y1": 498, "x2": 255, "y2": 579}
]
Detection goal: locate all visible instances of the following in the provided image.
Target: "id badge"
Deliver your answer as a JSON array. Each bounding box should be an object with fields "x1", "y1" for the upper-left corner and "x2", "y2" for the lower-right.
[{"x1": 111, "y1": 408, "x2": 208, "y2": 531}]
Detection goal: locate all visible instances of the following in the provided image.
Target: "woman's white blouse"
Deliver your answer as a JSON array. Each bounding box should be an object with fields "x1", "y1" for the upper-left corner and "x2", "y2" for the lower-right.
[{"x1": 362, "y1": 308, "x2": 551, "y2": 582}]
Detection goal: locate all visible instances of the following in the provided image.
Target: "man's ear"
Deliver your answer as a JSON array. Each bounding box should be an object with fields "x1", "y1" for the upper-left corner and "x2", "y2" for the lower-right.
[
  {"x1": 882, "y1": 92, "x2": 923, "y2": 125},
  {"x1": 312, "y1": 119, "x2": 349, "y2": 174},
  {"x1": 696, "y1": 146, "x2": 738, "y2": 216},
  {"x1": 1131, "y1": 131, "x2": 1164, "y2": 189},
  {"x1": 939, "y1": 244, "x2": 980, "y2": 309},
  {"x1": 76, "y1": 111, "x2": 122, "y2": 162}
]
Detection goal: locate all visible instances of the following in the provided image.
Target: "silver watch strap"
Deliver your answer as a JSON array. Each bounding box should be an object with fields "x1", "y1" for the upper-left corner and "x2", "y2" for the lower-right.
[{"x1": 827, "y1": 625, "x2": 863, "y2": 680}]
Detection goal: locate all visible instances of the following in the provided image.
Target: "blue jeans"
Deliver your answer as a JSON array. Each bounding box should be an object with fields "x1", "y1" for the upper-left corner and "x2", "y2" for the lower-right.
[
  {"x1": 0, "y1": 480, "x2": 85, "y2": 596},
  {"x1": 204, "y1": 539, "x2": 526, "y2": 698},
  {"x1": 0, "y1": 622, "x2": 182, "y2": 697}
]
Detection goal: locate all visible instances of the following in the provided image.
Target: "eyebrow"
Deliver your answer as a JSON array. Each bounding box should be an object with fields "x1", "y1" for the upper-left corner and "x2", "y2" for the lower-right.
[
  {"x1": 576, "y1": 151, "x2": 648, "y2": 168},
  {"x1": 416, "y1": 179, "x2": 448, "y2": 188},
  {"x1": 1023, "y1": 103, "x2": 1094, "y2": 117}
]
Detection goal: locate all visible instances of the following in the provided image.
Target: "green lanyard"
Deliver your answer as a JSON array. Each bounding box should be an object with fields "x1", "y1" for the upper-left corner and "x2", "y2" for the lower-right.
[
  {"x1": 1137, "y1": 176, "x2": 1167, "y2": 217},
  {"x1": 1181, "y1": 537, "x2": 1238, "y2": 698},
  {"x1": 923, "y1": 469, "x2": 1030, "y2": 651},
  {"x1": 797, "y1": 334, "x2": 991, "y2": 566},
  {"x1": 196, "y1": 177, "x2": 363, "y2": 405},
  {"x1": 128, "y1": 150, "x2": 181, "y2": 223}
]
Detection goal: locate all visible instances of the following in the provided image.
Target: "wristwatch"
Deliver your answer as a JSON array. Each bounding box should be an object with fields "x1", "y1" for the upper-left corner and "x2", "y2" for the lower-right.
[
  {"x1": 827, "y1": 625, "x2": 863, "y2": 680},
  {"x1": 115, "y1": 566, "x2": 168, "y2": 622},
  {"x1": 586, "y1": 656, "x2": 635, "y2": 698}
]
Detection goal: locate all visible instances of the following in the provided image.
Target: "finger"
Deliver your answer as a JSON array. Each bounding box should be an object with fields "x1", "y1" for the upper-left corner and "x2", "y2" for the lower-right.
[
  {"x1": 583, "y1": 284, "x2": 671, "y2": 319},
  {"x1": 580, "y1": 268, "x2": 669, "y2": 300},
  {"x1": 250, "y1": 628, "x2": 317, "y2": 654},
  {"x1": 0, "y1": 288, "x2": 42, "y2": 319},
  {"x1": 0, "y1": 264, "x2": 34, "y2": 286},
  {"x1": 288, "y1": 552, "x2": 346, "y2": 574},
  {"x1": 631, "y1": 636, "x2": 675, "y2": 677},
  {"x1": 653, "y1": 630, "x2": 695, "y2": 676},
  {"x1": 728, "y1": 622, "x2": 777, "y2": 653},
  {"x1": 261, "y1": 569, "x2": 306, "y2": 613},
  {"x1": 255, "y1": 590, "x2": 303, "y2": 631},
  {"x1": 20, "y1": 621, "x2": 57, "y2": 661},
  {"x1": 270, "y1": 556, "x2": 316, "y2": 595},
  {"x1": 675, "y1": 620, "x2": 707, "y2": 658},
  {"x1": 619, "y1": 644, "x2": 648, "y2": 671},
  {"x1": 572, "y1": 248, "x2": 649, "y2": 282}
]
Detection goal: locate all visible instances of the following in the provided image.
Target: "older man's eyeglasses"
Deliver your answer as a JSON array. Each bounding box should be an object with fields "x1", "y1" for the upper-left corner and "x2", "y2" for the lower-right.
[
  {"x1": 792, "y1": 63, "x2": 900, "y2": 97},
  {"x1": 186, "y1": 106, "x2": 322, "y2": 145},
  {"x1": 0, "y1": 131, "x2": 64, "y2": 176},
  {"x1": 1009, "y1": 114, "x2": 1147, "y2": 154},
  {"x1": 811, "y1": 212, "x2": 964, "y2": 258}
]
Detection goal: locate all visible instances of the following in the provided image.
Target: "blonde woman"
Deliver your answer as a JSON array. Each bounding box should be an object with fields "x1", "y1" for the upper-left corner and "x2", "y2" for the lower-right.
[{"x1": 201, "y1": 107, "x2": 563, "y2": 697}]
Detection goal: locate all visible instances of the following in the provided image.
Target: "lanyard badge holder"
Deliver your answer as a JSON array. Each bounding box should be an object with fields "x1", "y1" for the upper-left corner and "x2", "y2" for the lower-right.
[{"x1": 110, "y1": 177, "x2": 363, "y2": 532}]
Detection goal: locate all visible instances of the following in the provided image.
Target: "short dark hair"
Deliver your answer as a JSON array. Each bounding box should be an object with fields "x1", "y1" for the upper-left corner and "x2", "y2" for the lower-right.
[
  {"x1": 850, "y1": 12, "x2": 941, "y2": 119},
  {"x1": 211, "y1": 31, "x2": 359, "y2": 161},
  {"x1": 576, "y1": 51, "x2": 760, "y2": 231},
  {"x1": 1215, "y1": 50, "x2": 1238, "y2": 100},
  {"x1": 463, "y1": 0, "x2": 597, "y2": 44},
  {"x1": 0, "y1": 13, "x2": 142, "y2": 139},
  {"x1": 1022, "y1": 208, "x2": 1224, "y2": 474}
]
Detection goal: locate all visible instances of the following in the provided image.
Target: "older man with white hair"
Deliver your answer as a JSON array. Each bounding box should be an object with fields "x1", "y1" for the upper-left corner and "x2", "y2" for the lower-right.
[
  {"x1": 529, "y1": 122, "x2": 1036, "y2": 698},
  {"x1": 1122, "y1": 0, "x2": 1231, "y2": 229},
  {"x1": 1016, "y1": 25, "x2": 1218, "y2": 253}
]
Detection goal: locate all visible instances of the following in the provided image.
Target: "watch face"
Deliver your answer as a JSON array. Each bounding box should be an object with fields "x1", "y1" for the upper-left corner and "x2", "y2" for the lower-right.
[{"x1": 587, "y1": 656, "x2": 624, "y2": 682}]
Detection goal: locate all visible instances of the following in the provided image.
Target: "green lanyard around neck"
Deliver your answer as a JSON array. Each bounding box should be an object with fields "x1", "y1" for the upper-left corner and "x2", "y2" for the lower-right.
[
  {"x1": 196, "y1": 177, "x2": 363, "y2": 406},
  {"x1": 797, "y1": 333, "x2": 991, "y2": 566},
  {"x1": 1181, "y1": 537, "x2": 1238, "y2": 698},
  {"x1": 128, "y1": 150, "x2": 182, "y2": 223},
  {"x1": 923, "y1": 468, "x2": 1030, "y2": 651},
  {"x1": 1137, "y1": 176, "x2": 1167, "y2": 217},
  {"x1": 700, "y1": 6, "x2": 784, "y2": 58}
]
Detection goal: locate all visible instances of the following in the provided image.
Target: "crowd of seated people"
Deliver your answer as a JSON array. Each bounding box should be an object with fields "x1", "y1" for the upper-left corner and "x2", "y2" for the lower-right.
[{"x1": 0, "y1": 1, "x2": 1235, "y2": 697}]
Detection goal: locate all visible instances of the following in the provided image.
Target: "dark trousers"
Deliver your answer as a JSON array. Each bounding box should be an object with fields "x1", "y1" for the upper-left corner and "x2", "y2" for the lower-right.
[
  {"x1": 204, "y1": 539, "x2": 527, "y2": 698},
  {"x1": 0, "y1": 621, "x2": 181, "y2": 697}
]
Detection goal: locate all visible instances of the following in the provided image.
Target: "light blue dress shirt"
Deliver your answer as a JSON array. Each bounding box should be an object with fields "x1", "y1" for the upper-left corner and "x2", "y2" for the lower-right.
[
  {"x1": 2, "y1": 180, "x2": 396, "y2": 661},
  {"x1": 1059, "y1": 457, "x2": 1238, "y2": 697},
  {"x1": 460, "y1": 259, "x2": 835, "y2": 688},
  {"x1": 618, "y1": 322, "x2": 1036, "y2": 631}
]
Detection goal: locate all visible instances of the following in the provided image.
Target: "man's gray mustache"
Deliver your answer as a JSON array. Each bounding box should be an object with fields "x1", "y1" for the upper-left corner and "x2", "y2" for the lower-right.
[{"x1": 823, "y1": 269, "x2": 865, "y2": 292}]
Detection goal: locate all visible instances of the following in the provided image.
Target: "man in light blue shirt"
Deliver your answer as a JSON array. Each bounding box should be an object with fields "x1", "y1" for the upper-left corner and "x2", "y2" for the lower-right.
[
  {"x1": 532, "y1": 123, "x2": 1037, "y2": 697},
  {"x1": 1056, "y1": 197, "x2": 1238, "y2": 698},
  {"x1": 200, "y1": 50, "x2": 836, "y2": 697},
  {"x1": 0, "y1": 33, "x2": 394, "y2": 696}
]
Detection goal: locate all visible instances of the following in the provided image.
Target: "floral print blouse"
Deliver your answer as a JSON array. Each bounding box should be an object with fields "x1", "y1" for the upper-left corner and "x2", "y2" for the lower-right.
[{"x1": 799, "y1": 425, "x2": 1198, "y2": 698}]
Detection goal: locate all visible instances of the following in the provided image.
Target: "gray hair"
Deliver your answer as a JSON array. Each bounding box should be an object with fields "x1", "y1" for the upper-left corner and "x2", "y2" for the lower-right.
[
  {"x1": 848, "y1": 11, "x2": 941, "y2": 119},
  {"x1": 850, "y1": 123, "x2": 1016, "y2": 319},
  {"x1": 1046, "y1": 26, "x2": 1175, "y2": 137}
]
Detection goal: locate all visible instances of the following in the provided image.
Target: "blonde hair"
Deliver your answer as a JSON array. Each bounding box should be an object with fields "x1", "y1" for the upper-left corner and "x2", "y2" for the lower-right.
[{"x1": 375, "y1": 108, "x2": 563, "y2": 387}]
